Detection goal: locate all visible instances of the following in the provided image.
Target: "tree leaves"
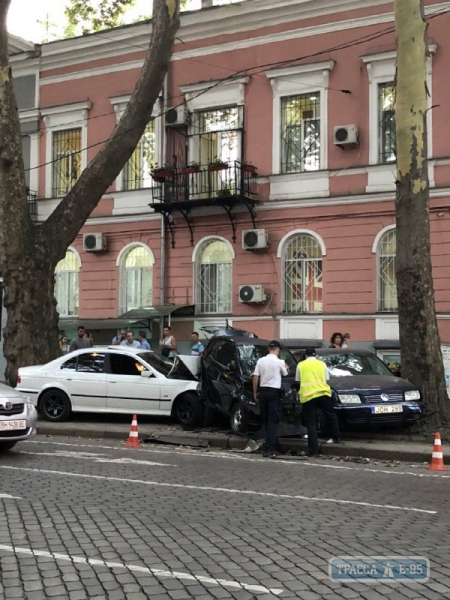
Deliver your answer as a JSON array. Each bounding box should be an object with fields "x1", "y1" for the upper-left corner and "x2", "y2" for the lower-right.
[{"x1": 65, "y1": 0, "x2": 139, "y2": 34}]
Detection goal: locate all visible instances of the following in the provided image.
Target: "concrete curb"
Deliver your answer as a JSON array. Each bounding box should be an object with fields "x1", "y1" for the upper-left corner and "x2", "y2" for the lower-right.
[{"x1": 35, "y1": 422, "x2": 442, "y2": 464}]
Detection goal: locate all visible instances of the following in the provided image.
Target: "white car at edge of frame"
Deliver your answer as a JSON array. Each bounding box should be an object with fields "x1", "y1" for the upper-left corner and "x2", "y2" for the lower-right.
[
  {"x1": 16, "y1": 346, "x2": 203, "y2": 427},
  {"x1": 0, "y1": 383, "x2": 37, "y2": 451}
]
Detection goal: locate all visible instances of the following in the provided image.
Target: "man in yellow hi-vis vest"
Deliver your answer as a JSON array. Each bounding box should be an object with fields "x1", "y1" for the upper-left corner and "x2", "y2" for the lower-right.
[{"x1": 296, "y1": 348, "x2": 341, "y2": 457}]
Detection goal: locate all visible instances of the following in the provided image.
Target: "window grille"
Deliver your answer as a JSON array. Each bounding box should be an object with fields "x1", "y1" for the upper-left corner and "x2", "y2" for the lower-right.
[
  {"x1": 52, "y1": 129, "x2": 82, "y2": 197},
  {"x1": 123, "y1": 121, "x2": 156, "y2": 190},
  {"x1": 377, "y1": 229, "x2": 397, "y2": 312},
  {"x1": 190, "y1": 106, "x2": 241, "y2": 163},
  {"x1": 197, "y1": 240, "x2": 232, "y2": 314},
  {"x1": 379, "y1": 83, "x2": 396, "y2": 164},
  {"x1": 281, "y1": 93, "x2": 320, "y2": 173},
  {"x1": 282, "y1": 235, "x2": 323, "y2": 313},
  {"x1": 55, "y1": 250, "x2": 80, "y2": 317},
  {"x1": 120, "y1": 246, "x2": 154, "y2": 314}
]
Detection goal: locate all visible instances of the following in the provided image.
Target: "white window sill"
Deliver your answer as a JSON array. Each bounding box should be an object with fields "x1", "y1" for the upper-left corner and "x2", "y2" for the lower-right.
[{"x1": 269, "y1": 170, "x2": 329, "y2": 200}]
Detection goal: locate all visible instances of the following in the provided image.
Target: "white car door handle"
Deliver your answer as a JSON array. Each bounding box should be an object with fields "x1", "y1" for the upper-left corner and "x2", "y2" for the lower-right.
[{"x1": 109, "y1": 380, "x2": 118, "y2": 383}]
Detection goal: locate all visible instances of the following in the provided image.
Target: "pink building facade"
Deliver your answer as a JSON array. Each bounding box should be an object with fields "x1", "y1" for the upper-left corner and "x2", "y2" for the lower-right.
[{"x1": 11, "y1": 0, "x2": 450, "y2": 359}]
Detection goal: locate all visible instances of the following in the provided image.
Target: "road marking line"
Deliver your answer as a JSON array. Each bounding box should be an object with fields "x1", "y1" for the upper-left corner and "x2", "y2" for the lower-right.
[
  {"x1": 0, "y1": 494, "x2": 22, "y2": 499},
  {"x1": 0, "y1": 465, "x2": 436, "y2": 514},
  {"x1": 17, "y1": 450, "x2": 178, "y2": 467},
  {"x1": 26, "y1": 439, "x2": 450, "y2": 480},
  {"x1": 0, "y1": 544, "x2": 283, "y2": 596}
]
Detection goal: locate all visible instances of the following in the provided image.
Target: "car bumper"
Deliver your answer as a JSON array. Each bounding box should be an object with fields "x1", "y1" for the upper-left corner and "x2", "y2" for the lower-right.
[
  {"x1": 0, "y1": 404, "x2": 38, "y2": 442},
  {"x1": 335, "y1": 402, "x2": 423, "y2": 426}
]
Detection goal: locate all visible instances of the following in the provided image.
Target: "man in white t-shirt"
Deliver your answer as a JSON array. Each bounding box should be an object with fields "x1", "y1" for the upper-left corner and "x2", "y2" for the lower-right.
[{"x1": 253, "y1": 340, "x2": 288, "y2": 458}]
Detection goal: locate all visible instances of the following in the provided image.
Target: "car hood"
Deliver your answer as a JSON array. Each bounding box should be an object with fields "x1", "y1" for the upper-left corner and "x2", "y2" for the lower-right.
[
  {"x1": 329, "y1": 374, "x2": 417, "y2": 393},
  {"x1": 168, "y1": 355, "x2": 201, "y2": 380},
  {"x1": 0, "y1": 382, "x2": 27, "y2": 399}
]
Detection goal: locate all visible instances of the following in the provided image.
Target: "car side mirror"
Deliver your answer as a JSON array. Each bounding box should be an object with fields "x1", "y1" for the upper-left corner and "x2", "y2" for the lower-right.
[{"x1": 140, "y1": 371, "x2": 155, "y2": 378}]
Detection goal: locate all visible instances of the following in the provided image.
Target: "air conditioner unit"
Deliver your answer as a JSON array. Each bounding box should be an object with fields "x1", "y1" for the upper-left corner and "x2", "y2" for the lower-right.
[
  {"x1": 242, "y1": 229, "x2": 268, "y2": 250},
  {"x1": 333, "y1": 124, "x2": 359, "y2": 147},
  {"x1": 239, "y1": 284, "x2": 267, "y2": 303},
  {"x1": 83, "y1": 233, "x2": 106, "y2": 252},
  {"x1": 165, "y1": 106, "x2": 187, "y2": 127}
]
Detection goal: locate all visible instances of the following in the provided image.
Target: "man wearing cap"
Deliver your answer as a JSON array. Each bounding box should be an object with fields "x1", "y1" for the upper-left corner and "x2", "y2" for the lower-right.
[
  {"x1": 296, "y1": 348, "x2": 341, "y2": 457},
  {"x1": 253, "y1": 340, "x2": 289, "y2": 458}
]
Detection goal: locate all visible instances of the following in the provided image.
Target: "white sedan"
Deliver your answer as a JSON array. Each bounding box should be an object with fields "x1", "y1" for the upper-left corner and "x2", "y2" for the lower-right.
[
  {"x1": 0, "y1": 383, "x2": 37, "y2": 451},
  {"x1": 16, "y1": 346, "x2": 203, "y2": 427}
]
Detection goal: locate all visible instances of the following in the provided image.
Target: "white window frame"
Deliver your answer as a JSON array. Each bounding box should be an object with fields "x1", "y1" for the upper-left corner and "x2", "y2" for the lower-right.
[
  {"x1": 181, "y1": 77, "x2": 248, "y2": 166},
  {"x1": 42, "y1": 101, "x2": 91, "y2": 199},
  {"x1": 192, "y1": 236, "x2": 235, "y2": 315},
  {"x1": 54, "y1": 246, "x2": 81, "y2": 318},
  {"x1": 277, "y1": 229, "x2": 326, "y2": 314},
  {"x1": 116, "y1": 242, "x2": 155, "y2": 315},
  {"x1": 109, "y1": 95, "x2": 162, "y2": 193},
  {"x1": 266, "y1": 61, "x2": 334, "y2": 176},
  {"x1": 372, "y1": 224, "x2": 397, "y2": 313},
  {"x1": 363, "y1": 46, "x2": 436, "y2": 167}
]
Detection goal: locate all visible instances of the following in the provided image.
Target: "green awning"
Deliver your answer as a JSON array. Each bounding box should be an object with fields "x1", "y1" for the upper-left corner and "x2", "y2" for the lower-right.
[
  {"x1": 59, "y1": 305, "x2": 195, "y2": 332},
  {"x1": 120, "y1": 305, "x2": 195, "y2": 320}
]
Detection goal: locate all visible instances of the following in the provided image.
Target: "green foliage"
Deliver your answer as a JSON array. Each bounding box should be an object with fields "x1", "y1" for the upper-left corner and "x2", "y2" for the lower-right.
[
  {"x1": 65, "y1": 0, "x2": 138, "y2": 35},
  {"x1": 65, "y1": 0, "x2": 190, "y2": 35}
]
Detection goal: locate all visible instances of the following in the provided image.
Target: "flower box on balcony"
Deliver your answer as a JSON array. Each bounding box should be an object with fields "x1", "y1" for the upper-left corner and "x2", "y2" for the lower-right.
[
  {"x1": 181, "y1": 167, "x2": 200, "y2": 175},
  {"x1": 208, "y1": 161, "x2": 228, "y2": 172},
  {"x1": 242, "y1": 163, "x2": 257, "y2": 174}
]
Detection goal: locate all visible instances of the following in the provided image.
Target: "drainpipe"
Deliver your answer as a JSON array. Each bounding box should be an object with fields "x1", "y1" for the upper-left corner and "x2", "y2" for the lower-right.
[{"x1": 159, "y1": 75, "x2": 168, "y2": 334}]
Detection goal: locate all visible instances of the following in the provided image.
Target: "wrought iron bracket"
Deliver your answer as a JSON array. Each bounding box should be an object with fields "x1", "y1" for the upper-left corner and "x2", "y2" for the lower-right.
[
  {"x1": 221, "y1": 204, "x2": 237, "y2": 243},
  {"x1": 177, "y1": 208, "x2": 194, "y2": 247},
  {"x1": 239, "y1": 195, "x2": 258, "y2": 229}
]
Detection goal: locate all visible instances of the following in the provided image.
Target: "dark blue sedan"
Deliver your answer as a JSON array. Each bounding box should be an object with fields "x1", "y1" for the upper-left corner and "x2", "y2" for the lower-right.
[{"x1": 315, "y1": 349, "x2": 423, "y2": 429}]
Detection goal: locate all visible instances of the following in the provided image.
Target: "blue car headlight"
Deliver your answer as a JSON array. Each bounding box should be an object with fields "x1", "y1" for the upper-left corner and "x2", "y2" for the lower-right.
[{"x1": 404, "y1": 390, "x2": 421, "y2": 401}]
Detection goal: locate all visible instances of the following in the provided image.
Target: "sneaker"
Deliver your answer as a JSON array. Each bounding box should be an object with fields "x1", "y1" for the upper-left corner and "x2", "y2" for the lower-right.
[
  {"x1": 325, "y1": 438, "x2": 342, "y2": 444},
  {"x1": 269, "y1": 452, "x2": 279, "y2": 459},
  {"x1": 302, "y1": 434, "x2": 308, "y2": 439}
]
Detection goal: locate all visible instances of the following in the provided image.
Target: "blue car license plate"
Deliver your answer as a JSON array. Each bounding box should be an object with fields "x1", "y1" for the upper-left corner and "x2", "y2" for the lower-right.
[{"x1": 371, "y1": 405, "x2": 403, "y2": 414}]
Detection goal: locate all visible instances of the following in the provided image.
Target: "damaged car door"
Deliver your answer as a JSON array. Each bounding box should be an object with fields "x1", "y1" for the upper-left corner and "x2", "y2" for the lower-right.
[{"x1": 202, "y1": 339, "x2": 241, "y2": 415}]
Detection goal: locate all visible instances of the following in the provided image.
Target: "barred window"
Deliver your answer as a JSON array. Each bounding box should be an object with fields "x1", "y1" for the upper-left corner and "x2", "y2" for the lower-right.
[
  {"x1": 282, "y1": 235, "x2": 323, "y2": 313},
  {"x1": 123, "y1": 121, "x2": 156, "y2": 190},
  {"x1": 377, "y1": 229, "x2": 397, "y2": 312},
  {"x1": 281, "y1": 94, "x2": 320, "y2": 173},
  {"x1": 52, "y1": 129, "x2": 82, "y2": 197},
  {"x1": 119, "y1": 246, "x2": 154, "y2": 314},
  {"x1": 379, "y1": 83, "x2": 396, "y2": 164},
  {"x1": 197, "y1": 240, "x2": 232, "y2": 314},
  {"x1": 55, "y1": 250, "x2": 80, "y2": 317}
]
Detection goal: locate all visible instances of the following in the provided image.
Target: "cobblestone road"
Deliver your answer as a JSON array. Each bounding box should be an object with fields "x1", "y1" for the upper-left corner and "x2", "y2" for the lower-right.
[{"x1": 1, "y1": 436, "x2": 450, "y2": 599}]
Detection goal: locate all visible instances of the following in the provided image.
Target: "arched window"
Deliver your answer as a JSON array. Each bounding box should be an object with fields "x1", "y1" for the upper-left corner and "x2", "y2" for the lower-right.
[
  {"x1": 377, "y1": 229, "x2": 397, "y2": 312},
  {"x1": 282, "y1": 234, "x2": 323, "y2": 313},
  {"x1": 119, "y1": 245, "x2": 154, "y2": 314},
  {"x1": 197, "y1": 239, "x2": 233, "y2": 314},
  {"x1": 55, "y1": 249, "x2": 80, "y2": 317}
]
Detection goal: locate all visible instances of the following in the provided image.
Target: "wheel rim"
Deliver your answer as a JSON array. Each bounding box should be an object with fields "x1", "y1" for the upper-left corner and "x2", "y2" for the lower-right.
[
  {"x1": 232, "y1": 405, "x2": 243, "y2": 430},
  {"x1": 43, "y1": 394, "x2": 66, "y2": 419},
  {"x1": 177, "y1": 397, "x2": 193, "y2": 422}
]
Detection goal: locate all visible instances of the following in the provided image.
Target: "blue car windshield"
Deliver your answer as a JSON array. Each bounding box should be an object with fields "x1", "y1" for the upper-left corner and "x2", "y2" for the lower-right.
[{"x1": 319, "y1": 353, "x2": 394, "y2": 377}]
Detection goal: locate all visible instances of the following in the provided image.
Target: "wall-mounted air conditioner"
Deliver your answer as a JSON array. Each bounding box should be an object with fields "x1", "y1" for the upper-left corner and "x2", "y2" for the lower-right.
[
  {"x1": 83, "y1": 233, "x2": 106, "y2": 252},
  {"x1": 239, "y1": 285, "x2": 267, "y2": 303},
  {"x1": 242, "y1": 229, "x2": 268, "y2": 250}
]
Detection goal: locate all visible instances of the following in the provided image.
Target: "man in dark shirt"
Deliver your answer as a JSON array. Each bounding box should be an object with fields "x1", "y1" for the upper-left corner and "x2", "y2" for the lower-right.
[{"x1": 69, "y1": 326, "x2": 91, "y2": 352}]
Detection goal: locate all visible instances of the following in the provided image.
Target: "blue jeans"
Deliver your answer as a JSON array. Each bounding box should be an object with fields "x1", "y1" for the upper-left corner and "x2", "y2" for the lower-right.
[{"x1": 259, "y1": 387, "x2": 282, "y2": 453}]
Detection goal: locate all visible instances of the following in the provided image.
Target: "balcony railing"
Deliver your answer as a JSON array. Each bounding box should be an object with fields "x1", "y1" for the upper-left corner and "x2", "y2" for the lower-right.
[
  {"x1": 27, "y1": 190, "x2": 38, "y2": 221},
  {"x1": 150, "y1": 161, "x2": 258, "y2": 205}
]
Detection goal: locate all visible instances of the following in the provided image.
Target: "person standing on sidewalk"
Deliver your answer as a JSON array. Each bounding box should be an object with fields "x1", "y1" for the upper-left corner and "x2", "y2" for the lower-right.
[
  {"x1": 296, "y1": 348, "x2": 341, "y2": 457},
  {"x1": 253, "y1": 340, "x2": 288, "y2": 458}
]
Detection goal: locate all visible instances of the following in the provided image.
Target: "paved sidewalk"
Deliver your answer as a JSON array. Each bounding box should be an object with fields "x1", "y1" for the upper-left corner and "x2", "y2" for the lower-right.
[{"x1": 35, "y1": 418, "x2": 442, "y2": 465}]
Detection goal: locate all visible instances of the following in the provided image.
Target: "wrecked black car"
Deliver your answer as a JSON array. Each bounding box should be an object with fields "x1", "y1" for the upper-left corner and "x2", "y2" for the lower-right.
[{"x1": 200, "y1": 335, "x2": 304, "y2": 435}]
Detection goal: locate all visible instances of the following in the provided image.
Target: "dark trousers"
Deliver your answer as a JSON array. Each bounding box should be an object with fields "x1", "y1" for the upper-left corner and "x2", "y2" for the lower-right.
[
  {"x1": 302, "y1": 394, "x2": 340, "y2": 454},
  {"x1": 259, "y1": 387, "x2": 282, "y2": 453}
]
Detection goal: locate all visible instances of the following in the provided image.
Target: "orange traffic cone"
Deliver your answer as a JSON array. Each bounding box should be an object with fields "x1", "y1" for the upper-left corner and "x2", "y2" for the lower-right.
[
  {"x1": 427, "y1": 432, "x2": 448, "y2": 471},
  {"x1": 125, "y1": 414, "x2": 140, "y2": 448}
]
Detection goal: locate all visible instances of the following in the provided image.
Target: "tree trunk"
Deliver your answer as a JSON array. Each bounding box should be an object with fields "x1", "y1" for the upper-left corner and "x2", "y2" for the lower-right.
[
  {"x1": 394, "y1": 0, "x2": 450, "y2": 430},
  {"x1": 3, "y1": 258, "x2": 59, "y2": 385},
  {"x1": 0, "y1": 0, "x2": 180, "y2": 386}
]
